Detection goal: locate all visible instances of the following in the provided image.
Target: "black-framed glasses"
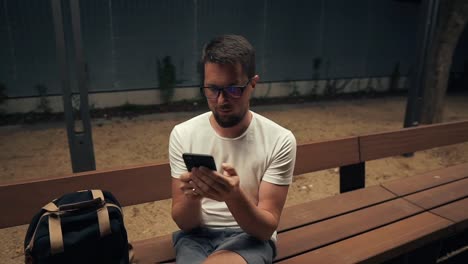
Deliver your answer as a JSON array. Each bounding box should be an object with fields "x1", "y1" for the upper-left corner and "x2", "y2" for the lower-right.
[{"x1": 201, "y1": 78, "x2": 252, "y2": 100}]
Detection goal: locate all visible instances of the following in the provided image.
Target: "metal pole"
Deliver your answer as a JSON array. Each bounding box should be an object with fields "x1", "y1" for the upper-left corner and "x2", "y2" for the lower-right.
[
  {"x1": 403, "y1": 0, "x2": 439, "y2": 157},
  {"x1": 404, "y1": 0, "x2": 439, "y2": 129},
  {"x1": 51, "y1": 0, "x2": 96, "y2": 172}
]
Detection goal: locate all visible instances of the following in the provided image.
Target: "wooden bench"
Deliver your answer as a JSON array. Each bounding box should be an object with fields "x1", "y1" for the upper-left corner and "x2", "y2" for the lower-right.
[
  {"x1": 277, "y1": 163, "x2": 468, "y2": 263},
  {"x1": 1, "y1": 120, "x2": 467, "y2": 263}
]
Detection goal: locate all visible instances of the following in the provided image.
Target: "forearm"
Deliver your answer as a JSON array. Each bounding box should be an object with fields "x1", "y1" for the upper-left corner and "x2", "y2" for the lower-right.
[
  {"x1": 226, "y1": 190, "x2": 278, "y2": 241},
  {"x1": 172, "y1": 198, "x2": 202, "y2": 231}
]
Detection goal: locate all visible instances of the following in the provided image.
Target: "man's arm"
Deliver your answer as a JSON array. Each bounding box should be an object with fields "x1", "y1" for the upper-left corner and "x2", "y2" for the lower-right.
[
  {"x1": 227, "y1": 179, "x2": 289, "y2": 241},
  {"x1": 191, "y1": 165, "x2": 289, "y2": 241},
  {"x1": 171, "y1": 174, "x2": 203, "y2": 231},
  {"x1": 169, "y1": 126, "x2": 204, "y2": 231}
]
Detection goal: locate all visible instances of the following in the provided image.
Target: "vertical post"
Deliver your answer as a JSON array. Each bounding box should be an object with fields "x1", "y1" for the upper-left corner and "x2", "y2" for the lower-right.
[
  {"x1": 51, "y1": 0, "x2": 96, "y2": 172},
  {"x1": 403, "y1": 0, "x2": 440, "y2": 130},
  {"x1": 340, "y1": 162, "x2": 365, "y2": 193}
]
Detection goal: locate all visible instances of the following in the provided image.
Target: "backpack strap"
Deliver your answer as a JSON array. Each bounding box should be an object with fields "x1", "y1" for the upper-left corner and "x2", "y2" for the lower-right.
[
  {"x1": 38, "y1": 190, "x2": 113, "y2": 255},
  {"x1": 91, "y1": 189, "x2": 112, "y2": 237},
  {"x1": 48, "y1": 214, "x2": 64, "y2": 254},
  {"x1": 43, "y1": 201, "x2": 59, "y2": 212},
  {"x1": 25, "y1": 211, "x2": 55, "y2": 255}
]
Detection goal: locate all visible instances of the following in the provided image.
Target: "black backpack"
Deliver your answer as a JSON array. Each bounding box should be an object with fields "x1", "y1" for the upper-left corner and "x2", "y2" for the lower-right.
[{"x1": 24, "y1": 189, "x2": 133, "y2": 264}]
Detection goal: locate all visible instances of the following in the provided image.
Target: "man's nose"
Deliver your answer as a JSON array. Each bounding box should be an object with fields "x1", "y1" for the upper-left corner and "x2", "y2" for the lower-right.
[{"x1": 217, "y1": 90, "x2": 228, "y2": 103}]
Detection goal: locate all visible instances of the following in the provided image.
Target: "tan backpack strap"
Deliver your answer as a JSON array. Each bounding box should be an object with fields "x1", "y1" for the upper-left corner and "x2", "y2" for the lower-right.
[
  {"x1": 91, "y1": 189, "x2": 105, "y2": 201},
  {"x1": 91, "y1": 190, "x2": 112, "y2": 237},
  {"x1": 24, "y1": 202, "x2": 61, "y2": 254},
  {"x1": 26, "y1": 212, "x2": 53, "y2": 253},
  {"x1": 48, "y1": 214, "x2": 64, "y2": 255},
  {"x1": 128, "y1": 243, "x2": 135, "y2": 263},
  {"x1": 43, "y1": 202, "x2": 59, "y2": 212}
]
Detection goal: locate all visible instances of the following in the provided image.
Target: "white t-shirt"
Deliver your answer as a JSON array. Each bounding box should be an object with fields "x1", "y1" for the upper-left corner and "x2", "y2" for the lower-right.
[{"x1": 169, "y1": 111, "x2": 296, "y2": 230}]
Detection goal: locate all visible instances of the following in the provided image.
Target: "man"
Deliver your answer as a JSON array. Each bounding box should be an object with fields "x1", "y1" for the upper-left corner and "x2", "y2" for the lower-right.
[{"x1": 169, "y1": 35, "x2": 296, "y2": 264}]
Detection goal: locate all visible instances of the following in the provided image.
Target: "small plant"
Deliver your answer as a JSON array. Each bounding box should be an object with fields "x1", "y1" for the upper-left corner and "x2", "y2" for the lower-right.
[
  {"x1": 312, "y1": 57, "x2": 322, "y2": 95},
  {"x1": 157, "y1": 56, "x2": 176, "y2": 104},
  {"x1": 324, "y1": 79, "x2": 337, "y2": 97},
  {"x1": 389, "y1": 62, "x2": 401, "y2": 92},
  {"x1": 121, "y1": 102, "x2": 140, "y2": 112},
  {"x1": 0, "y1": 83, "x2": 6, "y2": 115},
  {"x1": 36, "y1": 84, "x2": 52, "y2": 113},
  {"x1": 0, "y1": 83, "x2": 6, "y2": 105},
  {"x1": 289, "y1": 81, "x2": 301, "y2": 97}
]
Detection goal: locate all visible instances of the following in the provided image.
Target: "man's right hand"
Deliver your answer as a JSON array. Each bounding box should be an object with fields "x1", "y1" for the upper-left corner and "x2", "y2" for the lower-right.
[
  {"x1": 172, "y1": 174, "x2": 203, "y2": 231},
  {"x1": 179, "y1": 172, "x2": 202, "y2": 199}
]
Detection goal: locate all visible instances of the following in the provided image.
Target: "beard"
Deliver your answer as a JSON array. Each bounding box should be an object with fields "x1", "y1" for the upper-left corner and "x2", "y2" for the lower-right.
[{"x1": 212, "y1": 105, "x2": 247, "y2": 128}]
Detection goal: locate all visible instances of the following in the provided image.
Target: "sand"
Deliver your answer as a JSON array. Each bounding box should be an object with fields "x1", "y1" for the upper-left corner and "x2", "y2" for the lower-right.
[{"x1": 1, "y1": 95, "x2": 467, "y2": 263}]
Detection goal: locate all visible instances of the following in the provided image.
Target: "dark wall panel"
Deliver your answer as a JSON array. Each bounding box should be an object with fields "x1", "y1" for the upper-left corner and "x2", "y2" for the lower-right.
[
  {"x1": 83, "y1": 0, "x2": 195, "y2": 91},
  {"x1": 452, "y1": 24, "x2": 468, "y2": 73},
  {"x1": 1, "y1": 0, "x2": 58, "y2": 97},
  {"x1": 197, "y1": 0, "x2": 265, "y2": 81},
  {"x1": 1, "y1": 0, "x2": 454, "y2": 97},
  {"x1": 263, "y1": 0, "x2": 323, "y2": 81},
  {"x1": 366, "y1": 0, "x2": 420, "y2": 76},
  {"x1": 322, "y1": 0, "x2": 369, "y2": 78}
]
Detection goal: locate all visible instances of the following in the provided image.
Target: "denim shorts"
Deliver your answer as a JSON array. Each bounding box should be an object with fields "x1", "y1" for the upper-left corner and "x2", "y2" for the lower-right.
[{"x1": 172, "y1": 227, "x2": 276, "y2": 264}]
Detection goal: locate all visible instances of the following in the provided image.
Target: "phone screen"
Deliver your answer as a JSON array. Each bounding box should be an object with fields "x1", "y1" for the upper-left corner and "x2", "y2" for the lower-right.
[{"x1": 182, "y1": 153, "x2": 217, "y2": 172}]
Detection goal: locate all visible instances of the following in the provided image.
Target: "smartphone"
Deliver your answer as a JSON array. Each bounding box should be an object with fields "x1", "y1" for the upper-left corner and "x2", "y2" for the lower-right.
[{"x1": 182, "y1": 153, "x2": 217, "y2": 172}]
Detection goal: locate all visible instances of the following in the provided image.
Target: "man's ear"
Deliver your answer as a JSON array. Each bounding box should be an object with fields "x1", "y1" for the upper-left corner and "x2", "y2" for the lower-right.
[{"x1": 251, "y1": 75, "x2": 260, "y2": 88}]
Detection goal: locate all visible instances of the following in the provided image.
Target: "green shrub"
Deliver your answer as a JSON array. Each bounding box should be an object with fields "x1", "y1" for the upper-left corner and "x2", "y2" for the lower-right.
[
  {"x1": 0, "y1": 83, "x2": 6, "y2": 105},
  {"x1": 36, "y1": 84, "x2": 52, "y2": 113},
  {"x1": 157, "y1": 56, "x2": 176, "y2": 104}
]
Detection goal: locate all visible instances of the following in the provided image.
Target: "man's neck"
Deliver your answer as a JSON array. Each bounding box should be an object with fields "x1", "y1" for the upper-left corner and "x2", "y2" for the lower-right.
[{"x1": 210, "y1": 111, "x2": 253, "y2": 138}]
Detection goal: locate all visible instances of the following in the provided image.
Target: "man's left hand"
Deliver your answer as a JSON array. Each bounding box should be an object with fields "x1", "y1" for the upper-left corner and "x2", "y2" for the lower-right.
[{"x1": 190, "y1": 163, "x2": 240, "y2": 201}]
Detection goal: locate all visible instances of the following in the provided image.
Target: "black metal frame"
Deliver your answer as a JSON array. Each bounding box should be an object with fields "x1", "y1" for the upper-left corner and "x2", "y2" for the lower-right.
[
  {"x1": 339, "y1": 162, "x2": 365, "y2": 193},
  {"x1": 403, "y1": 0, "x2": 440, "y2": 129},
  {"x1": 51, "y1": 0, "x2": 95, "y2": 173}
]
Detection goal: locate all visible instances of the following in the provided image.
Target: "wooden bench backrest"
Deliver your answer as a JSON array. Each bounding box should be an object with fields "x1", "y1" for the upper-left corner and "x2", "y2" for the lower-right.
[
  {"x1": 359, "y1": 120, "x2": 468, "y2": 161},
  {"x1": 294, "y1": 137, "x2": 359, "y2": 174},
  {"x1": 1, "y1": 120, "x2": 467, "y2": 228},
  {"x1": 0, "y1": 138, "x2": 360, "y2": 228}
]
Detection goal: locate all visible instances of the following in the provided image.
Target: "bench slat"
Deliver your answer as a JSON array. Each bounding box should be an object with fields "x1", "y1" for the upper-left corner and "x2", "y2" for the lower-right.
[
  {"x1": 0, "y1": 163, "x2": 172, "y2": 228},
  {"x1": 278, "y1": 185, "x2": 395, "y2": 232},
  {"x1": 275, "y1": 198, "x2": 422, "y2": 261},
  {"x1": 359, "y1": 120, "x2": 468, "y2": 161},
  {"x1": 431, "y1": 198, "x2": 468, "y2": 232},
  {"x1": 294, "y1": 137, "x2": 359, "y2": 175},
  {"x1": 0, "y1": 137, "x2": 358, "y2": 229},
  {"x1": 276, "y1": 212, "x2": 453, "y2": 264},
  {"x1": 403, "y1": 177, "x2": 468, "y2": 210},
  {"x1": 381, "y1": 163, "x2": 468, "y2": 196}
]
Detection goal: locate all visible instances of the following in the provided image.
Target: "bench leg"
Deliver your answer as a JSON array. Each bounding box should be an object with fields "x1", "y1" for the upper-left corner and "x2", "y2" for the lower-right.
[
  {"x1": 438, "y1": 230, "x2": 468, "y2": 263},
  {"x1": 382, "y1": 241, "x2": 442, "y2": 264},
  {"x1": 339, "y1": 162, "x2": 365, "y2": 193},
  {"x1": 408, "y1": 241, "x2": 442, "y2": 264}
]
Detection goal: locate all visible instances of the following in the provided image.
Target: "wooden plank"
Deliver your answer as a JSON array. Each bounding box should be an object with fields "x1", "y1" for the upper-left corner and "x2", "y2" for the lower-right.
[
  {"x1": 278, "y1": 185, "x2": 396, "y2": 232},
  {"x1": 0, "y1": 163, "x2": 172, "y2": 228},
  {"x1": 294, "y1": 137, "x2": 360, "y2": 175},
  {"x1": 382, "y1": 163, "x2": 468, "y2": 196},
  {"x1": 431, "y1": 198, "x2": 468, "y2": 232},
  {"x1": 276, "y1": 212, "x2": 453, "y2": 264},
  {"x1": 275, "y1": 199, "x2": 423, "y2": 261},
  {"x1": 359, "y1": 120, "x2": 468, "y2": 161},
  {"x1": 0, "y1": 137, "x2": 359, "y2": 228},
  {"x1": 404, "y1": 177, "x2": 468, "y2": 210},
  {"x1": 131, "y1": 234, "x2": 175, "y2": 264}
]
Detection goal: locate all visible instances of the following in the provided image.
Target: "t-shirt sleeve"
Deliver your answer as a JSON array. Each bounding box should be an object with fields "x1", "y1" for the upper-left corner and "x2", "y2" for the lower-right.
[
  {"x1": 262, "y1": 131, "x2": 297, "y2": 185},
  {"x1": 169, "y1": 126, "x2": 187, "y2": 178}
]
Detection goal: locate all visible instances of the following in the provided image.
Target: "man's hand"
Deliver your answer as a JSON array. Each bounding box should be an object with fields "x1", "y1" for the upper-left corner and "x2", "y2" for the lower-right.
[
  {"x1": 179, "y1": 172, "x2": 202, "y2": 200},
  {"x1": 190, "y1": 163, "x2": 240, "y2": 201}
]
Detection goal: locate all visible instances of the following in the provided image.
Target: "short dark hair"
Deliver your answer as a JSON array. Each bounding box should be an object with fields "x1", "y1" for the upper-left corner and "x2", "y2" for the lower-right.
[{"x1": 201, "y1": 35, "x2": 256, "y2": 79}]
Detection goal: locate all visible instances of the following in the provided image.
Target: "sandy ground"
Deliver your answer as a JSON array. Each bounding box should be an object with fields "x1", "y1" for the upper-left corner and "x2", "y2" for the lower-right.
[{"x1": 1, "y1": 95, "x2": 467, "y2": 263}]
